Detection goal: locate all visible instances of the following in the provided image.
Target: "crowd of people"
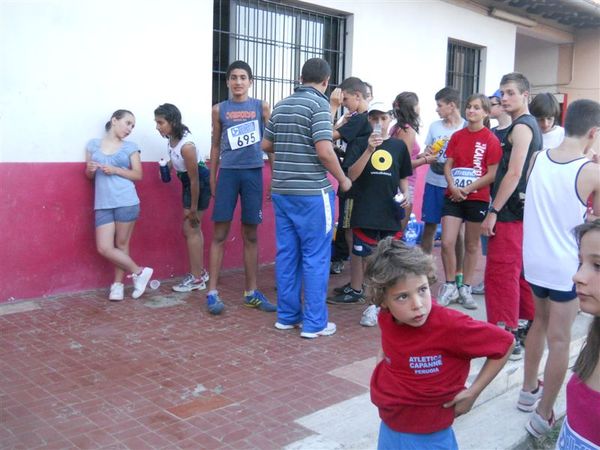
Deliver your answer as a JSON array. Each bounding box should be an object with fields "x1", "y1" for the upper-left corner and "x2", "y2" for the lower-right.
[{"x1": 84, "y1": 57, "x2": 599, "y2": 448}]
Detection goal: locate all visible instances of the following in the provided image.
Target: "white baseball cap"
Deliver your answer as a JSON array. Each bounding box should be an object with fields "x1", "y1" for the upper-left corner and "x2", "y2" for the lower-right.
[{"x1": 368, "y1": 99, "x2": 392, "y2": 114}]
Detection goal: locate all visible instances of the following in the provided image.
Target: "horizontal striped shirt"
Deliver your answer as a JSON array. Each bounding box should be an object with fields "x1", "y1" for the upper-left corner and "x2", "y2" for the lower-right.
[{"x1": 264, "y1": 85, "x2": 333, "y2": 196}]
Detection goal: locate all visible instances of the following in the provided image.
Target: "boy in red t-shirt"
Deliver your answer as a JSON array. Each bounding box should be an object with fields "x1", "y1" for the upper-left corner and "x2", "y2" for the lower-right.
[
  {"x1": 365, "y1": 238, "x2": 514, "y2": 449},
  {"x1": 438, "y1": 94, "x2": 502, "y2": 310}
]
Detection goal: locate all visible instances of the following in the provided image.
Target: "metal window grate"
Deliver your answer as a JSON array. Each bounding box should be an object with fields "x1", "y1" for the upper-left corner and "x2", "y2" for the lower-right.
[
  {"x1": 213, "y1": 0, "x2": 346, "y2": 107},
  {"x1": 446, "y1": 40, "x2": 482, "y2": 110}
]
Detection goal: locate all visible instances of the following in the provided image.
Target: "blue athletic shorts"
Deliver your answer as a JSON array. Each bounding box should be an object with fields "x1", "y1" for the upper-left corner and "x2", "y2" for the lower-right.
[
  {"x1": 95, "y1": 204, "x2": 140, "y2": 227},
  {"x1": 377, "y1": 421, "x2": 458, "y2": 450},
  {"x1": 529, "y1": 283, "x2": 577, "y2": 302},
  {"x1": 178, "y1": 164, "x2": 211, "y2": 211},
  {"x1": 212, "y1": 167, "x2": 263, "y2": 224},
  {"x1": 421, "y1": 183, "x2": 446, "y2": 225}
]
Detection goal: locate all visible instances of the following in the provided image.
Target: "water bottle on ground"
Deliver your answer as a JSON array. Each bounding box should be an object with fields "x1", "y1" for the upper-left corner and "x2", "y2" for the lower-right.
[{"x1": 159, "y1": 159, "x2": 171, "y2": 183}]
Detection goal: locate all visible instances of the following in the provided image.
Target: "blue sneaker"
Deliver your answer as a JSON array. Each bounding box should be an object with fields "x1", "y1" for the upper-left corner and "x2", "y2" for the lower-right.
[
  {"x1": 206, "y1": 293, "x2": 225, "y2": 315},
  {"x1": 244, "y1": 290, "x2": 276, "y2": 312}
]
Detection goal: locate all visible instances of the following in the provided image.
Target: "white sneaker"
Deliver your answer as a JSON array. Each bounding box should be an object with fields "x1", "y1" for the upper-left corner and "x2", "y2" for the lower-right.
[
  {"x1": 458, "y1": 285, "x2": 478, "y2": 310},
  {"x1": 437, "y1": 282, "x2": 459, "y2": 306},
  {"x1": 360, "y1": 305, "x2": 380, "y2": 327},
  {"x1": 109, "y1": 282, "x2": 124, "y2": 301},
  {"x1": 274, "y1": 322, "x2": 302, "y2": 330},
  {"x1": 132, "y1": 267, "x2": 153, "y2": 299},
  {"x1": 300, "y1": 322, "x2": 336, "y2": 339},
  {"x1": 173, "y1": 273, "x2": 206, "y2": 292},
  {"x1": 472, "y1": 281, "x2": 485, "y2": 295},
  {"x1": 200, "y1": 269, "x2": 210, "y2": 283}
]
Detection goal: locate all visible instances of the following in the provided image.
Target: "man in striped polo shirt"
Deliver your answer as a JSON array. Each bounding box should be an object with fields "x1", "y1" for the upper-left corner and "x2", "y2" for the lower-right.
[{"x1": 262, "y1": 58, "x2": 352, "y2": 339}]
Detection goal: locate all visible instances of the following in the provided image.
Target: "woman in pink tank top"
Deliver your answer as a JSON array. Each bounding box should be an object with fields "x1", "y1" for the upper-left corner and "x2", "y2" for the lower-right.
[{"x1": 391, "y1": 92, "x2": 435, "y2": 230}]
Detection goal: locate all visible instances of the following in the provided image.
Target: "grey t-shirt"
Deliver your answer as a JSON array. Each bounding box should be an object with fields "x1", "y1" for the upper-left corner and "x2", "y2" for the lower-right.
[
  {"x1": 424, "y1": 119, "x2": 466, "y2": 188},
  {"x1": 87, "y1": 139, "x2": 140, "y2": 209}
]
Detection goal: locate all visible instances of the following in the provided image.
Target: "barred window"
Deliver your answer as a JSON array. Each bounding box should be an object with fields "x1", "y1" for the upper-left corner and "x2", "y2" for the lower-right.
[
  {"x1": 446, "y1": 40, "x2": 483, "y2": 110},
  {"x1": 213, "y1": 0, "x2": 347, "y2": 107}
]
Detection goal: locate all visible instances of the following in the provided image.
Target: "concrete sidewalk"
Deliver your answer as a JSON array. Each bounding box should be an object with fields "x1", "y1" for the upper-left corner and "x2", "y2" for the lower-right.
[
  {"x1": 285, "y1": 296, "x2": 592, "y2": 450},
  {"x1": 0, "y1": 247, "x2": 591, "y2": 449}
]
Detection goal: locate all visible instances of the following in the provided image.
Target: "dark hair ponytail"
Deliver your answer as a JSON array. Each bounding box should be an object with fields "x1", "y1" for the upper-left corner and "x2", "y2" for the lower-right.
[
  {"x1": 153, "y1": 103, "x2": 190, "y2": 140},
  {"x1": 105, "y1": 109, "x2": 134, "y2": 132},
  {"x1": 392, "y1": 92, "x2": 420, "y2": 134}
]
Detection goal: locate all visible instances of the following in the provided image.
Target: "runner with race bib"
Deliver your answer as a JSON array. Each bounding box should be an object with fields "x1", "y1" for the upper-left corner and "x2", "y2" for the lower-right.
[{"x1": 437, "y1": 93, "x2": 502, "y2": 310}]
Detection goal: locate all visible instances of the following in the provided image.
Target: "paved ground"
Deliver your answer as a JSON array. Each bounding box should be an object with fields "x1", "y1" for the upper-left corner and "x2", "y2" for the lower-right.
[{"x1": 0, "y1": 247, "x2": 590, "y2": 449}]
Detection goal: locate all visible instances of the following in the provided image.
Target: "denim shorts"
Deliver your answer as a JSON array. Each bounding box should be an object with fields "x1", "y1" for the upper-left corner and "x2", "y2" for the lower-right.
[
  {"x1": 529, "y1": 282, "x2": 577, "y2": 302},
  {"x1": 95, "y1": 204, "x2": 140, "y2": 227},
  {"x1": 421, "y1": 183, "x2": 446, "y2": 224},
  {"x1": 177, "y1": 165, "x2": 211, "y2": 211},
  {"x1": 212, "y1": 167, "x2": 263, "y2": 224}
]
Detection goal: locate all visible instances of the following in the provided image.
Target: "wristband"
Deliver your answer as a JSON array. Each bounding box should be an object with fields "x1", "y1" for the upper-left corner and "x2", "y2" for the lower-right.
[{"x1": 488, "y1": 206, "x2": 499, "y2": 215}]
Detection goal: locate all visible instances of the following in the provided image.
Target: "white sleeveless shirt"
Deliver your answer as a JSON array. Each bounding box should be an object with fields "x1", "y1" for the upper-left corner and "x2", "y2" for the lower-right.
[
  {"x1": 523, "y1": 150, "x2": 589, "y2": 291},
  {"x1": 168, "y1": 132, "x2": 198, "y2": 173}
]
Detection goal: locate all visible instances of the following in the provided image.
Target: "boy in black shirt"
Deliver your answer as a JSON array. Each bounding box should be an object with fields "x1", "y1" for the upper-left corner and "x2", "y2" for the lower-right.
[
  {"x1": 329, "y1": 77, "x2": 372, "y2": 275},
  {"x1": 328, "y1": 100, "x2": 412, "y2": 328}
]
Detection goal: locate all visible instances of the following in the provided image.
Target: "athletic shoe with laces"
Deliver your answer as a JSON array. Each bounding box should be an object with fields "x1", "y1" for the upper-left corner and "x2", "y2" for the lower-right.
[
  {"x1": 206, "y1": 292, "x2": 225, "y2": 315},
  {"x1": 300, "y1": 322, "x2": 336, "y2": 339},
  {"x1": 200, "y1": 269, "x2": 210, "y2": 283},
  {"x1": 244, "y1": 290, "x2": 276, "y2": 312},
  {"x1": 333, "y1": 282, "x2": 366, "y2": 295},
  {"x1": 517, "y1": 380, "x2": 544, "y2": 412},
  {"x1": 132, "y1": 267, "x2": 153, "y2": 299},
  {"x1": 109, "y1": 282, "x2": 124, "y2": 301},
  {"x1": 330, "y1": 261, "x2": 344, "y2": 274},
  {"x1": 437, "y1": 282, "x2": 459, "y2": 306},
  {"x1": 510, "y1": 338, "x2": 524, "y2": 361},
  {"x1": 172, "y1": 273, "x2": 206, "y2": 292},
  {"x1": 472, "y1": 281, "x2": 485, "y2": 295},
  {"x1": 525, "y1": 409, "x2": 556, "y2": 439},
  {"x1": 458, "y1": 285, "x2": 478, "y2": 310},
  {"x1": 360, "y1": 304, "x2": 380, "y2": 327},
  {"x1": 327, "y1": 288, "x2": 365, "y2": 304}
]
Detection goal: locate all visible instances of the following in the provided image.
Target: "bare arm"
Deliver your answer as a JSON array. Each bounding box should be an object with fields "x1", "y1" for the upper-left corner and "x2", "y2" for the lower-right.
[
  {"x1": 182, "y1": 143, "x2": 200, "y2": 228},
  {"x1": 315, "y1": 140, "x2": 352, "y2": 192},
  {"x1": 347, "y1": 142, "x2": 374, "y2": 181},
  {"x1": 210, "y1": 104, "x2": 221, "y2": 197},
  {"x1": 462, "y1": 164, "x2": 499, "y2": 197},
  {"x1": 577, "y1": 162, "x2": 600, "y2": 221},
  {"x1": 444, "y1": 157, "x2": 465, "y2": 202},
  {"x1": 481, "y1": 124, "x2": 532, "y2": 236},
  {"x1": 443, "y1": 340, "x2": 514, "y2": 416},
  {"x1": 85, "y1": 150, "x2": 98, "y2": 180}
]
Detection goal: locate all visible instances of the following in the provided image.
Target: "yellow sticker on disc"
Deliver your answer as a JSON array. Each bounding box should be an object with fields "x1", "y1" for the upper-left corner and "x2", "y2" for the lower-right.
[{"x1": 371, "y1": 149, "x2": 392, "y2": 171}]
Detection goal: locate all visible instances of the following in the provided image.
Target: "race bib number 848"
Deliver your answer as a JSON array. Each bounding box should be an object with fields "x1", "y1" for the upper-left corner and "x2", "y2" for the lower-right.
[{"x1": 227, "y1": 120, "x2": 260, "y2": 150}]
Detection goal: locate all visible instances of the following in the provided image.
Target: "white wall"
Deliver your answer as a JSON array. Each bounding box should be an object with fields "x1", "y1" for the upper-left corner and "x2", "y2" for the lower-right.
[
  {"x1": 0, "y1": 0, "x2": 214, "y2": 162},
  {"x1": 315, "y1": 0, "x2": 516, "y2": 142},
  {"x1": 1, "y1": 0, "x2": 517, "y2": 163},
  {"x1": 515, "y1": 34, "x2": 560, "y2": 90}
]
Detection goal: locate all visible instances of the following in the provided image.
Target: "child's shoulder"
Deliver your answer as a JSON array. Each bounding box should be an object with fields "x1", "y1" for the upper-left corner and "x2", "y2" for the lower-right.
[{"x1": 86, "y1": 138, "x2": 101, "y2": 151}]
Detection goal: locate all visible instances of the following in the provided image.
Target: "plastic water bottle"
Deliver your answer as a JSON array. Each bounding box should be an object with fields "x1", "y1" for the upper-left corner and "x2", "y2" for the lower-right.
[
  {"x1": 404, "y1": 213, "x2": 419, "y2": 247},
  {"x1": 159, "y1": 158, "x2": 171, "y2": 183}
]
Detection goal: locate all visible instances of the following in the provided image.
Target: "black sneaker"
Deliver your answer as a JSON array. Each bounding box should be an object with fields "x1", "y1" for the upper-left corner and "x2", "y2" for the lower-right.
[
  {"x1": 330, "y1": 261, "x2": 345, "y2": 275},
  {"x1": 510, "y1": 338, "x2": 523, "y2": 361},
  {"x1": 333, "y1": 282, "x2": 352, "y2": 295},
  {"x1": 327, "y1": 288, "x2": 365, "y2": 304},
  {"x1": 517, "y1": 320, "x2": 532, "y2": 347}
]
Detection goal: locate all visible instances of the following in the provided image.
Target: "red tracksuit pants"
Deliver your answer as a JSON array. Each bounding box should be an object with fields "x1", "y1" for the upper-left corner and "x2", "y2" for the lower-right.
[{"x1": 484, "y1": 221, "x2": 535, "y2": 330}]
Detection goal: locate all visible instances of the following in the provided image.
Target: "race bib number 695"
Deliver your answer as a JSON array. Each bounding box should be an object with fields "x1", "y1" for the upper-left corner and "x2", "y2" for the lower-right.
[{"x1": 227, "y1": 120, "x2": 260, "y2": 150}]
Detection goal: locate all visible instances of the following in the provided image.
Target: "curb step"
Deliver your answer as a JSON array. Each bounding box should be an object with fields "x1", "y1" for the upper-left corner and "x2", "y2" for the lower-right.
[{"x1": 286, "y1": 332, "x2": 588, "y2": 450}]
